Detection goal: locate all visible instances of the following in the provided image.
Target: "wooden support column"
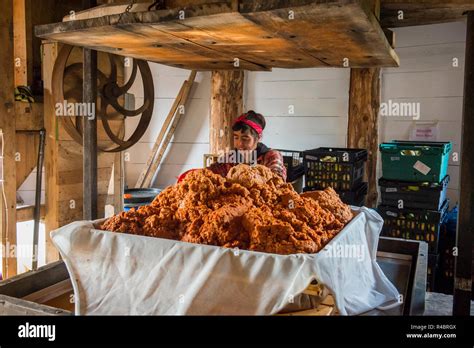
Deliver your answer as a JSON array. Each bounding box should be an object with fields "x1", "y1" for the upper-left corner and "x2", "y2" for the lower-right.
[
  {"x1": 453, "y1": 10, "x2": 474, "y2": 316},
  {"x1": 43, "y1": 41, "x2": 60, "y2": 263},
  {"x1": 82, "y1": 48, "x2": 98, "y2": 221},
  {"x1": 13, "y1": 0, "x2": 32, "y2": 87},
  {"x1": 0, "y1": 0, "x2": 18, "y2": 278},
  {"x1": 210, "y1": 70, "x2": 244, "y2": 154},
  {"x1": 347, "y1": 68, "x2": 381, "y2": 208}
]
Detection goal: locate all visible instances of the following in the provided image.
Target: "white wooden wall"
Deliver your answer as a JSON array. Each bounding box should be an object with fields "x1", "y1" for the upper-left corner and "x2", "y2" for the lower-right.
[
  {"x1": 379, "y1": 21, "x2": 466, "y2": 206},
  {"x1": 125, "y1": 66, "x2": 211, "y2": 188}
]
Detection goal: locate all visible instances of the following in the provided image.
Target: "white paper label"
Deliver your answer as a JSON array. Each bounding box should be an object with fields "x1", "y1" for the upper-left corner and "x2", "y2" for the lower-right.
[
  {"x1": 386, "y1": 188, "x2": 397, "y2": 193},
  {"x1": 386, "y1": 211, "x2": 398, "y2": 217},
  {"x1": 410, "y1": 123, "x2": 439, "y2": 141},
  {"x1": 413, "y1": 160, "x2": 431, "y2": 175}
]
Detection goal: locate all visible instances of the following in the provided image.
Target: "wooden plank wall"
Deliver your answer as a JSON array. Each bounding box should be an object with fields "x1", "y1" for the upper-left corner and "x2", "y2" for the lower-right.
[
  {"x1": 245, "y1": 69, "x2": 350, "y2": 150},
  {"x1": 125, "y1": 64, "x2": 210, "y2": 188},
  {"x1": 379, "y1": 22, "x2": 466, "y2": 206}
]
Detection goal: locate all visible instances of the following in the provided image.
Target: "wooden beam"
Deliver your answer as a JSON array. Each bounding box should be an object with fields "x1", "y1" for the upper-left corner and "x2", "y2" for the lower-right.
[
  {"x1": 15, "y1": 102, "x2": 44, "y2": 131},
  {"x1": 22, "y1": 279, "x2": 72, "y2": 304},
  {"x1": 35, "y1": 1, "x2": 400, "y2": 70},
  {"x1": 82, "y1": 48, "x2": 98, "y2": 220},
  {"x1": 0, "y1": 0, "x2": 18, "y2": 279},
  {"x1": 210, "y1": 70, "x2": 244, "y2": 154},
  {"x1": 15, "y1": 133, "x2": 39, "y2": 190},
  {"x1": 13, "y1": 0, "x2": 32, "y2": 86},
  {"x1": 42, "y1": 41, "x2": 61, "y2": 263},
  {"x1": 381, "y1": 1, "x2": 474, "y2": 28},
  {"x1": 453, "y1": 10, "x2": 474, "y2": 316},
  {"x1": 0, "y1": 294, "x2": 71, "y2": 315},
  {"x1": 347, "y1": 68, "x2": 381, "y2": 208},
  {"x1": 16, "y1": 205, "x2": 45, "y2": 223}
]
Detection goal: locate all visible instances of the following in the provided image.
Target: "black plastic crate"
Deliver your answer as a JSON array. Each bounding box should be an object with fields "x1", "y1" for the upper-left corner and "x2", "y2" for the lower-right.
[
  {"x1": 304, "y1": 147, "x2": 368, "y2": 163},
  {"x1": 377, "y1": 200, "x2": 449, "y2": 254},
  {"x1": 277, "y1": 149, "x2": 303, "y2": 171},
  {"x1": 276, "y1": 149, "x2": 305, "y2": 182},
  {"x1": 379, "y1": 175, "x2": 450, "y2": 210},
  {"x1": 427, "y1": 254, "x2": 440, "y2": 292},
  {"x1": 304, "y1": 158, "x2": 365, "y2": 191},
  {"x1": 338, "y1": 182, "x2": 368, "y2": 206},
  {"x1": 303, "y1": 182, "x2": 367, "y2": 206}
]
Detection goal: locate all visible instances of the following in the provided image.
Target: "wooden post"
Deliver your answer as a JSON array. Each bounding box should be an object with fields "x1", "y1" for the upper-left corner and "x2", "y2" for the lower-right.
[
  {"x1": 43, "y1": 41, "x2": 60, "y2": 263},
  {"x1": 210, "y1": 70, "x2": 244, "y2": 154},
  {"x1": 0, "y1": 0, "x2": 18, "y2": 278},
  {"x1": 453, "y1": 10, "x2": 474, "y2": 316},
  {"x1": 347, "y1": 68, "x2": 381, "y2": 208},
  {"x1": 82, "y1": 48, "x2": 98, "y2": 221},
  {"x1": 13, "y1": 0, "x2": 34, "y2": 87}
]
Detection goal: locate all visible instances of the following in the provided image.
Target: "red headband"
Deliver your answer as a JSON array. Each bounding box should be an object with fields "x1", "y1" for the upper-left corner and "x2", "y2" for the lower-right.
[{"x1": 233, "y1": 113, "x2": 263, "y2": 136}]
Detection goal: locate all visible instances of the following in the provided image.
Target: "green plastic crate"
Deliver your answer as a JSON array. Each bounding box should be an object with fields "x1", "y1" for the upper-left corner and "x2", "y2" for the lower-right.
[{"x1": 379, "y1": 140, "x2": 452, "y2": 183}]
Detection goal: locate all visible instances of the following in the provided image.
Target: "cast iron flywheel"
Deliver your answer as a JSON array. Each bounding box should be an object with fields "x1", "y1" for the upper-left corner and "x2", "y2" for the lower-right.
[{"x1": 52, "y1": 45, "x2": 154, "y2": 152}]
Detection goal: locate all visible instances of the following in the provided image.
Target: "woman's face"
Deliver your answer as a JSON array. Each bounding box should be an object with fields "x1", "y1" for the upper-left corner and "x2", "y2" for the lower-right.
[{"x1": 233, "y1": 130, "x2": 259, "y2": 151}]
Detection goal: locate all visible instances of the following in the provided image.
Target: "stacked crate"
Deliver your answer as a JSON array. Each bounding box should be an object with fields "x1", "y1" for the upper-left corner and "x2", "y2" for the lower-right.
[
  {"x1": 436, "y1": 207, "x2": 457, "y2": 295},
  {"x1": 377, "y1": 140, "x2": 452, "y2": 292},
  {"x1": 302, "y1": 147, "x2": 368, "y2": 206}
]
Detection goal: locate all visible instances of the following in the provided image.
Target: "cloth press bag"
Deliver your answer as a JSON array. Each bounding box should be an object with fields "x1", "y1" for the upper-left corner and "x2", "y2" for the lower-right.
[{"x1": 51, "y1": 206, "x2": 401, "y2": 315}]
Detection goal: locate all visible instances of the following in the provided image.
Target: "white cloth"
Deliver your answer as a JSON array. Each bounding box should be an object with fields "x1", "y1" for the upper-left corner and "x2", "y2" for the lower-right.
[{"x1": 51, "y1": 207, "x2": 400, "y2": 315}]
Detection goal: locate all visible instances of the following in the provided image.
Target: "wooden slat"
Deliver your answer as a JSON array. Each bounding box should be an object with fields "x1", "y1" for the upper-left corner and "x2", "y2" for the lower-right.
[
  {"x1": 0, "y1": 260, "x2": 68, "y2": 297},
  {"x1": 135, "y1": 81, "x2": 186, "y2": 188},
  {"x1": 15, "y1": 133, "x2": 39, "y2": 190},
  {"x1": 242, "y1": 0, "x2": 398, "y2": 68},
  {"x1": 22, "y1": 279, "x2": 72, "y2": 304},
  {"x1": 381, "y1": 0, "x2": 474, "y2": 28},
  {"x1": 142, "y1": 70, "x2": 196, "y2": 187},
  {"x1": 148, "y1": 12, "x2": 323, "y2": 68},
  {"x1": 15, "y1": 102, "x2": 44, "y2": 131},
  {"x1": 142, "y1": 70, "x2": 197, "y2": 188},
  {"x1": 43, "y1": 41, "x2": 61, "y2": 263},
  {"x1": 13, "y1": 0, "x2": 31, "y2": 86},
  {"x1": 35, "y1": 0, "x2": 400, "y2": 69},
  {"x1": 0, "y1": 294, "x2": 71, "y2": 315},
  {"x1": 16, "y1": 204, "x2": 45, "y2": 222}
]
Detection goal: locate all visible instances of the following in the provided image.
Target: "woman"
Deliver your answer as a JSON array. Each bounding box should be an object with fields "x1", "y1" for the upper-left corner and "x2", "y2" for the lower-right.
[{"x1": 207, "y1": 110, "x2": 287, "y2": 181}]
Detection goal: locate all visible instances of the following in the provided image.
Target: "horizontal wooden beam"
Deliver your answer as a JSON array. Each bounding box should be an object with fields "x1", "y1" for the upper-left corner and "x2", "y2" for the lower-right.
[
  {"x1": 35, "y1": 0, "x2": 399, "y2": 69},
  {"x1": 381, "y1": 0, "x2": 474, "y2": 28},
  {"x1": 15, "y1": 102, "x2": 44, "y2": 131},
  {"x1": 16, "y1": 205, "x2": 45, "y2": 222}
]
